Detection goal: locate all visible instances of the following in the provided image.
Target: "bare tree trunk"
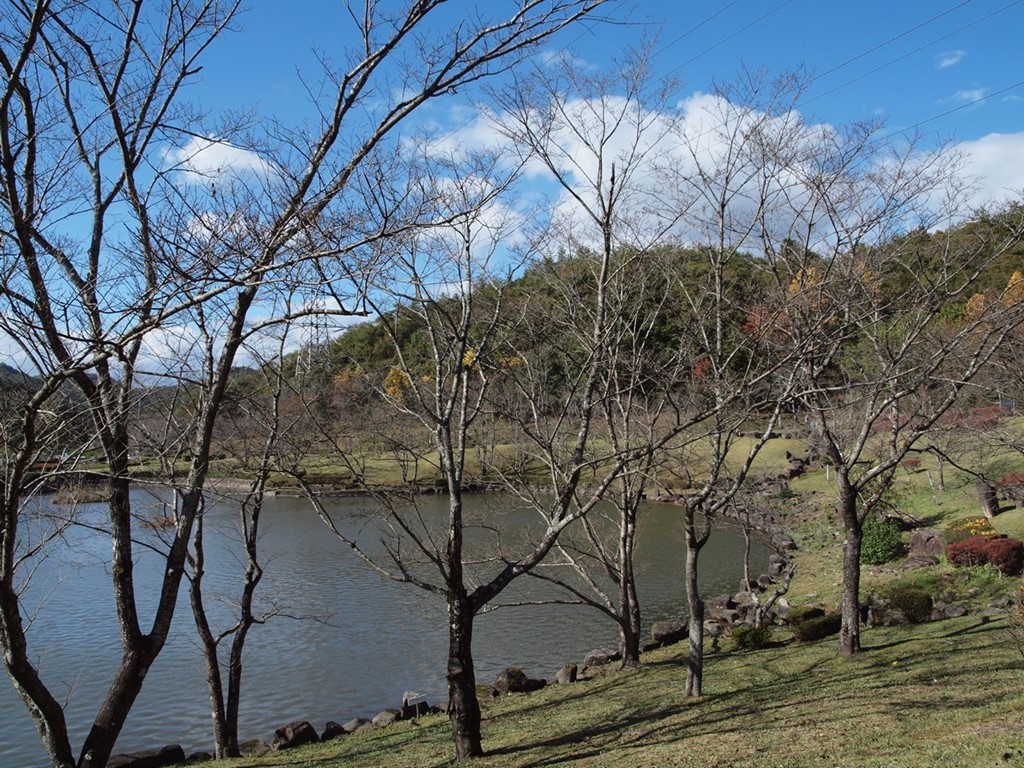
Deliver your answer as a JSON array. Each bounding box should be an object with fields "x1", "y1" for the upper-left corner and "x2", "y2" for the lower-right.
[
  {"x1": 0, "y1": 578, "x2": 75, "y2": 768},
  {"x1": 684, "y1": 541, "x2": 704, "y2": 697},
  {"x1": 838, "y1": 480, "x2": 862, "y2": 657},
  {"x1": 684, "y1": 509, "x2": 705, "y2": 697},
  {"x1": 188, "y1": 517, "x2": 232, "y2": 759},
  {"x1": 618, "y1": 510, "x2": 641, "y2": 667},
  {"x1": 741, "y1": 522, "x2": 752, "y2": 589},
  {"x1": 447, "y1": 594, "x2": 482, "y2": 760}
]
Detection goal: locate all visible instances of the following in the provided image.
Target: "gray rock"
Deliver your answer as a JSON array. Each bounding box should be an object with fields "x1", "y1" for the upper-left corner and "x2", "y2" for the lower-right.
[
  {"x1": 909, "y1": 528, "x2": 946, "y2": 557},
  {"x1": 321, "y1": 721, "x2": 348, "y2": 742},
  {"x1": 932, "y1": 602, "x2": 969, "y2": 619},
  {"x1": 238, "y1": 739, "x2": 271, "y2": 757},
  {"x1": 901, "y1": 554, "x2": 940, "y2": 570},
  {"x1": 651, "y1": 620, "x2": 686, "y2": 645},
  {"x1": 401, "y1": 691, "x2": 430, "y2": 720},
  {"x1": 556, "y1": 663, "x2": 578, "y2": 684},
  {"x1": 524, "y1": 676, "x2": 547, "y2": 693},
  {"x1": 372, "y1": 709, "x2": 401, "y2": 728},
  {"x1": 731, "y1": 591, "x2": 756, "y2": 606},
  {"x1": 342, "y1": 717, "x2": 373, "y2": 733},
  {"x1": 493, "y1": 667, "x2": 530, "y2": 694},
  {"x1": 185, "y1": 752, "x2": 212, "y2": 764},
  {"x1": 705, "y1": 594, "x2": 733, "y2": 610},
  {"x1": 582, "y1": 649, "x2": 620, "y2": 667},
  {"x1": 272, "y1": 721, "x2": 319, "y2": 751},
  {"x1": 705, "y1": 606, "x2": 741, "y2": 625},
  {"x1": 107, "y1": 746, "x2": 186, "y2": 768}
]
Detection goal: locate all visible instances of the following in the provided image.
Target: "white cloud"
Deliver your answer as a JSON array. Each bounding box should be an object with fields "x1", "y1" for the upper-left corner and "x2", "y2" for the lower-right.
[
  {"x1": 950, "y1": 87, "x2": 988, "y2": 105},
  {"x1": 165, "y1": 136, "x2": 278, "y2": 187},
  {"x1": 955, "y1": 131, "x2": 1024, "y2": 208},
  {"x1": 935, "y1": 50, "x2": 966, "y2": 69}
]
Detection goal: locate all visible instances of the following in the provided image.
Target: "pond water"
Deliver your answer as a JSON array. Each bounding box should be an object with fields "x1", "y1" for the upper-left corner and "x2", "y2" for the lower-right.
[{"x1": 0, "y1": 491, "x2": 765, "y2": 766}]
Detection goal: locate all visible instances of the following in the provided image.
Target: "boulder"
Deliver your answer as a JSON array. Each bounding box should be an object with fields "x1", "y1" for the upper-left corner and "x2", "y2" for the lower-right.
[
  {"x1": 185, "y1": 752, "x2": 212, "y2": 764},
  {"x1": 731, "y1": 591, "x2": 756, "y2": 606},
  {"x1": 901, "y1": 554, "x2": 940, "y2": 570},
  {"x1": 650, "y1": 620, "x2": 686, "y2": 646},
  {"x1": 321, "y1": 721, "x2": 348, "y2": 742},
  {"x1": 582, "y1": 649, "x2": 621, "y2": 668},
  {"x1": 401, "y1": 691, "x2": 430, "y2": 720},
  {"x1": 705, "y1": 594, "x2": 734, "y2": 611},
  {"x1": 342, "y1": 717, "x2": 373, "y2": 733},
  {"x1": 238, "y1": 739, "x2": 271, "y2": 757},
  {"x1": 524, "y1": 676, "x2": 547, "y2": 693},
  {"x1": 272, "y1": 721, "x2": 319, "y2": 751},
  {"x1": 705, "y1": 605, "x2": 741, "y2": 626},
  {"x1": 640, "y1": 639, "x2": 662, "y2": 653},
  {"x1": 909, "y1": 528, "x2": 946, "y2": 557},
  {"x1": 932, "y1": 602, "x2": 969, "y2": 620},
  {"x1": 107, "y1": 746, "x2": 186, "y2": 768},
  {"x1": 556, "y1": 663, "x2": 578, "y2": 684},
  {"x1": 493, "y1": 667, "x2": 530, "y2": 694},
  {"x1": 372, "y1": 709, "x2": 401, "y2": 729}
]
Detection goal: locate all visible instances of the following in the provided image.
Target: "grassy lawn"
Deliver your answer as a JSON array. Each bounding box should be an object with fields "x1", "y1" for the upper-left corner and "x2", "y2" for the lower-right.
[
  {"x1": 191, "y1": 615, "x2": 1024, "y2": 768},
  {"x1": 158, "y1": 426, "x2": 1024, "y2": 768}
]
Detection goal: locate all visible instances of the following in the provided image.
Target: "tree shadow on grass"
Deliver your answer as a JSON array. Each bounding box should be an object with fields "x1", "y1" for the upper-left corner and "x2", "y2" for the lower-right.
[{"x1": 488, "y1": 620, "x2": 1016, "y2": 767}]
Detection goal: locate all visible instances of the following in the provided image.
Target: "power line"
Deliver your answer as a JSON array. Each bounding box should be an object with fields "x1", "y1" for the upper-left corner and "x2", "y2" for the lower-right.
[
  {"x1": 801, "y1": 0, "x2": 1024, "y2": 108},
  {"x1": 879, "y1": 78, "x2": 1024, "y2": 142},
  {"x1": 662, "y1": 0, "x2": 796, "y2": 81},
  {"x1": 811, "y1": 0, "x2": 975, "y2": 85},
  {"x1": 654, "y1": 0, "x2": 743, "y2": 57}
]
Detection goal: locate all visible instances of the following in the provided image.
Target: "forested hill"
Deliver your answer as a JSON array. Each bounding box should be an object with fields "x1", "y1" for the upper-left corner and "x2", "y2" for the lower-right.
[{"x1": 317, "y1": 207, "x2": 1024, "y2": 382}]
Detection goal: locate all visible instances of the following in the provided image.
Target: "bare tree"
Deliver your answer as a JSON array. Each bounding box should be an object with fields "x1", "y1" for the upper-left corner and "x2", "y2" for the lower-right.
[
  {"x1": 648, "y1": 70, "x2": 812, "y2": 697},
  {"x1": 302, "y1": 165, "x2": 573, "y2": 760},
  {"x1": 0, "y1": 2, "x2": 611, "y2": 765},
  {"x1": 486, "y1": 43, "x2": 684, "y2": 669},
  {"x1": 756, "y1": 115, "x2": 1024, "y2": 655}
]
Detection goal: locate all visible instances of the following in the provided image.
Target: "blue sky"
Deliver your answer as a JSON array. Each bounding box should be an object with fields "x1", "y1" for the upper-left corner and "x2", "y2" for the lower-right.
[{"x1": 185, "y1": 1, "x2": 1024, "y2": 208}]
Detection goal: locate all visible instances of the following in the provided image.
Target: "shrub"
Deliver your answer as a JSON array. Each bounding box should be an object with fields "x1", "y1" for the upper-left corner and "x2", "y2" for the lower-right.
[
  {"x1": 792, "y1": 613, "x2": 842, "y2": 642},
  {"x1": 944, "y1": 516, "x2": 998, "y2": 545},
  {"x1": 785, "y1": 605, "x2": 825, "y2": 626},
  {"x1": 997, "y1": 472, "x2": 1024, "y2": 504},
  {"x1": 947, "y1": 535, "x2": 1024, "y2": 576},
  {"x1": 882, "y1": 585, "x2": 933, "y2": 624},
  {"x1": 861, "y1": 515, "x2": 906, "y2": 565},
  {"x1": 732, "y1": 625, "x2": 772, "y2": 650}
]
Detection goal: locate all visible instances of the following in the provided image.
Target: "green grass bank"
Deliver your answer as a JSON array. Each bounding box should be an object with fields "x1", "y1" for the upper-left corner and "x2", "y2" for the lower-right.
[{"x1": 182, "y1": 614, "x2": 1023, "y2": 767}]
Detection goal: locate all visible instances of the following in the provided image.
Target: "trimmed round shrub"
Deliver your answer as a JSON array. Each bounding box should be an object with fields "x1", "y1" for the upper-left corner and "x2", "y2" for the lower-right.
[
  {"x1": 785, "y1": 606, "x2": 825, "y2": 626},
  {"x1": 792, "y1": 613, "x2": 842, "y2": 642},
  {"x1": 947, "y1": 535, "x2": 1024, "y2": 576},
  {"x1": 732, "y1": 625, "x2": 772, "y2": 650},
  {"x1": 882, "y1": 585, "x2": 933, "y2": 624},
  {"x1": 861, "y1": 515, "x2": 906, "y2": 565}
]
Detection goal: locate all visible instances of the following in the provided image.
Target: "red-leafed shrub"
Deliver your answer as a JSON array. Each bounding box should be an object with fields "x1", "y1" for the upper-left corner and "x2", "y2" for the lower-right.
[
  {"x1": 946, "y1": 535, "x2": 1024, "y2": 576},
  {"x1": 997, "y1": 472, "x2": 1024, "y2": 503}
]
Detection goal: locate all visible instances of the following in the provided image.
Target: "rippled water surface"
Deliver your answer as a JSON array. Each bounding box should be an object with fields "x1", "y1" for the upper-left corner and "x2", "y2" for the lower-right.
[{"x1": 0, "y1": 491, "x2": 765, "y2": 766}]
